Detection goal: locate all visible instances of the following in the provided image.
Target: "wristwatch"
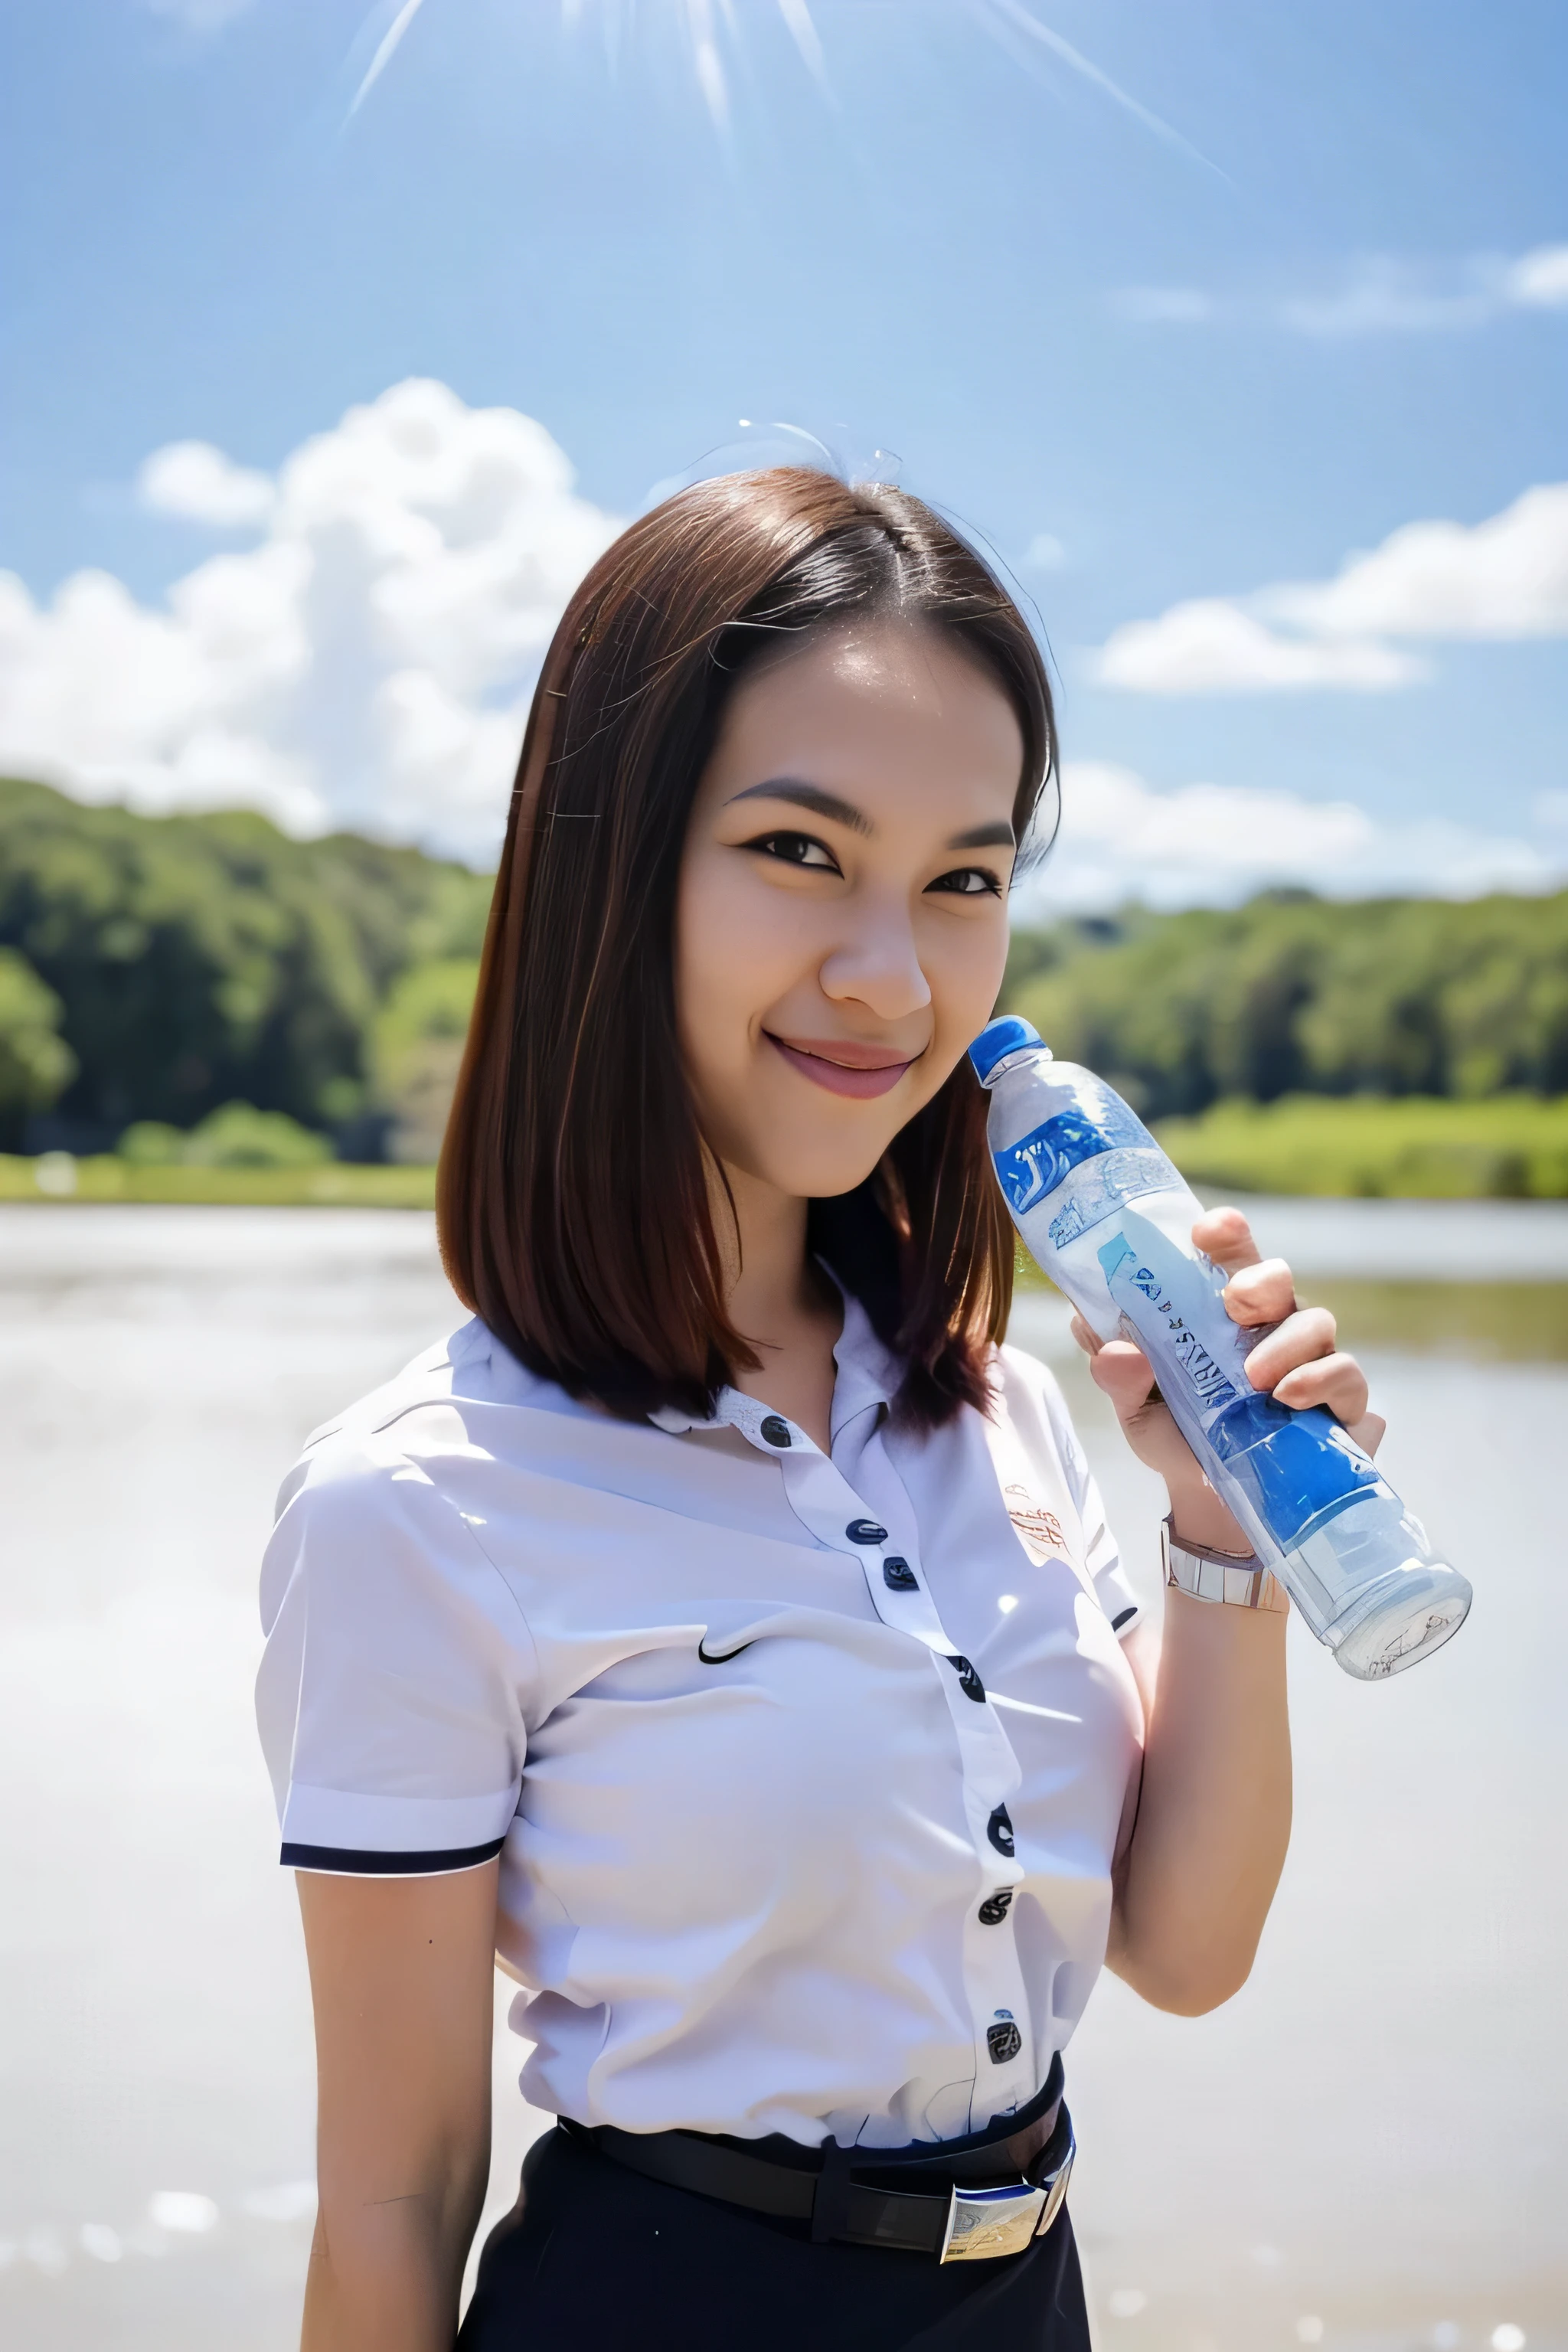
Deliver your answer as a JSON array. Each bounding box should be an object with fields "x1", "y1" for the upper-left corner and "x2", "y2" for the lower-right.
[{"x1": 1161, "y1": 1515, "x2": 1290, "y2": 1614}]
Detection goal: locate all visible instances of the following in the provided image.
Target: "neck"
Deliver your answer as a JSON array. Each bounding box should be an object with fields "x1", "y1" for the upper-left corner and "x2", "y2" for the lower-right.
[
  {"x1": 708, "y1": 1158, "x2": 843, "y2": 1448},
  {"x1": 713, "y1": 1160, "x2": 816, "y2": 1348}
]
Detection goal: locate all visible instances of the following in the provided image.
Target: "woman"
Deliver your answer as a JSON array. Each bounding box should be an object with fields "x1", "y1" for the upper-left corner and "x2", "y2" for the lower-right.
[{"x1": 258, "y1": 470, "x2": 1381, "y2": 2351}]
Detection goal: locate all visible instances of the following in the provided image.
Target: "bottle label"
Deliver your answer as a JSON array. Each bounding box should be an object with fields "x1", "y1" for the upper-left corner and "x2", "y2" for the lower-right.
[
  {"x1": 1045, "y1": 1148, "x2": 1174, "y2": 1250},
  {"x1": 1098, "y1": 1220, "x2": 1387, "y2": 1552},
  {"x1": 992, "y1": 1093, "x2": 1162, "y2": 1220}
]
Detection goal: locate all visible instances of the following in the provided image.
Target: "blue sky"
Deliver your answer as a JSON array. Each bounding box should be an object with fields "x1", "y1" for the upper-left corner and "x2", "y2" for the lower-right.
[{"x1": 1, "y1": 0, "x2": 1564, "y2": 903}]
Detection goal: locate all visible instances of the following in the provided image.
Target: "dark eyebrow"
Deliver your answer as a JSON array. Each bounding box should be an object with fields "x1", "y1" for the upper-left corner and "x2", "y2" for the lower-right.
[
  {"x1": 726, "y1": 782, "x2": 1014, "y2": 856},
  {"x1": 946, "y1": 822, "x2": 1016, "y2": 852},
  {"x1": 725, "y1": 779, "x2": 874, "y2": 836}
]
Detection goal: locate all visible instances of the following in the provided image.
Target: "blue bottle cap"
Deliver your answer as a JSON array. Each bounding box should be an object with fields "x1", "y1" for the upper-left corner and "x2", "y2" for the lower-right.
[{"x1": 968, "y1": 1015, "x2": 1045, "y2": 1086}]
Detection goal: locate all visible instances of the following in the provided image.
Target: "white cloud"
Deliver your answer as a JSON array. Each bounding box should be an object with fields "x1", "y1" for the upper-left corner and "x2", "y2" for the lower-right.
[
  {"x1": 138, "y1": 440, "x2": 276, "y2": 528},
  {"x1": 1501, "y1": 244, "x2": 1568, "y2": 309},
  {"x1": 1094, "y1": 599, "x2": 1422, "y2": 694},
  {"x1": 1014, "y1": 761, "x2": 1561, "y2": 915},
  {"x1": 1115, "y1": 244, "x2": 1568, "y2": 335},
  {"x1": 1093, "y1": 481, "x2": 1568, "y2": 694},
  {"x1": 1269, "y1": 483, "x2": 1568, "y2": 640},
  {"x1": 0, "y1": 380, "x2": 622, "y2": 861},
  {"x1": 1276, "y1": 257, "x2": 1494, "y2": 337}
]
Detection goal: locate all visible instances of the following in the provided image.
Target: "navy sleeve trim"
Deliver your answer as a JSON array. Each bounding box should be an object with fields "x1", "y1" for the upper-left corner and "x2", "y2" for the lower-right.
[
  {"x1": 1110, "y1": 1605, "x2": 1139, "y2": 1632},
  {"x1": 281, "y1": 1835, "x2": 506, "y2": 1876}
]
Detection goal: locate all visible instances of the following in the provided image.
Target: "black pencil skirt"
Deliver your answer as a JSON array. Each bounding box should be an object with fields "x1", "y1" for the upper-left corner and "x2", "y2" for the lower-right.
[{"x1": 459, "y1": 2123, "x2": 1092, "y2": 2352}]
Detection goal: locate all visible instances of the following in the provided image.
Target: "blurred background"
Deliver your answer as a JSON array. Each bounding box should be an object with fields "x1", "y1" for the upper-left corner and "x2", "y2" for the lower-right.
[{"x1": 0, "y1": 4, "x2": 1564, "y2": 2347}]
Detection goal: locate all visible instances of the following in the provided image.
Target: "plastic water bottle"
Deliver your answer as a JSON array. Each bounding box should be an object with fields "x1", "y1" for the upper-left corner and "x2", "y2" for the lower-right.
[{"x1": 969, "y1": 1016, "x2": 1472, "y2": 1681}]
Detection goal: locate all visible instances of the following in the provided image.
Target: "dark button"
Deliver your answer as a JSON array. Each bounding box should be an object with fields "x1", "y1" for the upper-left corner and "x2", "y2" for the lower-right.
[
  {"x1": 987, "y1": 1805, "x2": 1014, "y2": 1857},
  {"x1": 978, "y1": 1890, "x2": 1014, "y2": 1927},
  {"x1": 986, "y1": 2020, "x2": 1023, "y2": 2065},
  {"x1": 845, "y1": 1518, "x2": 889, "y2": 1544},
  {"x1": 945, "y1": 1653, "x2": 986, "y2": 1704},
  {"x1": 882, "y1": 1557, "x2": 918, "y2": 1592},
  {"x1": 758, "y1": 1414, "x2": 792, "y2": 1449}
]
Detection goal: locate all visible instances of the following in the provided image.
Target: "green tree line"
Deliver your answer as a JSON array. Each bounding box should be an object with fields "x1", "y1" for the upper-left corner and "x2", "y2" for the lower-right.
[
  {"x1": 1003, "y1": 890, "x2": 1568, "y2": 1121},
  {"x1": 0, "y1": 777, "x2": 491, "y2": 1152},
  {"x1": 5, "y1": 778, "x2": 1566, "y2": 1161}
]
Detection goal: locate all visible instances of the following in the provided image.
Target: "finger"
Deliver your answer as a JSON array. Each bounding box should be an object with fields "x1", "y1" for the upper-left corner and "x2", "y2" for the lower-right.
[
  {"x1": 1344, "y1": 1410, "x2": 1386, "y2": 1459},
  {"x1": 1086, "y1": 1338, "x2": 1158, "y2": 1424},
  {"x1": 1191, "y1": 1204, "x2": 1262, "y2": 1276},
  {"x1": 1272, "y1": 1349, "x2": 1371, "y2": 1427},
  {"x1": 1223, "y1": 1258, "x2": 1297, "y2": 1330},
  {"x1": 1243, "y1": 1305, "x2": 1338, "y2": 1391},
  {"x1": 1070, "y1": 1312, "x2": 1102, "y2": 1358}
]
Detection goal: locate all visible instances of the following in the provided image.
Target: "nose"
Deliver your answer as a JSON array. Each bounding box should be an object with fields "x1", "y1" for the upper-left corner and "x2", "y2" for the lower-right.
[{"x1": 818, "y1": 893, "x2": 933, "y2": 1023}]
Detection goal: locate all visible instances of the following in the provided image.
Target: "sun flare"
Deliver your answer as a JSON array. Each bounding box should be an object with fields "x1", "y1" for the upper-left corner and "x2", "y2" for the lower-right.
[{"x1": 350, "y1": 0, "x2": 1210, "y2": 165}]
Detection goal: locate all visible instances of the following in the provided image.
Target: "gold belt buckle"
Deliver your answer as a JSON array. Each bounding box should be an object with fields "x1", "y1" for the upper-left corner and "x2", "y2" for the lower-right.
[{"x1": 936, "y1": 2120, "x2": 1076, "y2": 2264}]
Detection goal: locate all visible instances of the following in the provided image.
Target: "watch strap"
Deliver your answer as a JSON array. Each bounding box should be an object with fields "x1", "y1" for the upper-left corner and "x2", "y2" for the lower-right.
[{"x1": 1161, "y1": 1516, "x2": 1289, "y2": 1613}]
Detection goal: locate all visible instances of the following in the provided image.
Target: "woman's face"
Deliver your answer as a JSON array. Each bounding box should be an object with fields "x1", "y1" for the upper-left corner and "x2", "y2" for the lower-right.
[{"x1": 676, "y1": 619, "x2": 1024, "y2": 1203}]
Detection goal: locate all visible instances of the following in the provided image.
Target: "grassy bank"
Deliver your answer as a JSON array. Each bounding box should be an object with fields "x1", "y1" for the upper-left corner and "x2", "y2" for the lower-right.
[
  {"x1": 8, "y1": 1091, "x2": 1568, "y2": 1207},
  {"x1": 1010, "y1": 1255, "x2": 1568, "y2": 1359},
  {"x1": 1155, "y1": 1093, "x2": 1568, "y2": 1199},
  {"x1": 0, "y1": 1155, "x2": 437, "y2": 1207}
]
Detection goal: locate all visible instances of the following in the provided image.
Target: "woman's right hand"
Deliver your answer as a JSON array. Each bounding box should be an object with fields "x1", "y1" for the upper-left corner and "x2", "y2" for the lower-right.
[
  {"x1": 1072, "y1": 1203, "x2": 1383, "y2": 1556},
  {"x1": 296, "y1": 1862, "x2": 499, "y2": 2352}
]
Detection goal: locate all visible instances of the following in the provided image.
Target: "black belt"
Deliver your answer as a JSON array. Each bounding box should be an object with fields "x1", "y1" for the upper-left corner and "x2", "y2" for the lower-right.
[{"x1": 563, "y1": 2063, "x2": 1075, "y2": 2266}]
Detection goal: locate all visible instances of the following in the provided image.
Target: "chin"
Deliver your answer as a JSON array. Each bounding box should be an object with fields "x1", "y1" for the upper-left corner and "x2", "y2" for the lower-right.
[
  {"x1": 712, "y1": 1075, "x2": 920, "y2": 1201},
  {"x1": 740, "y1": 1138, "x2": 891, "y2": 1203}
]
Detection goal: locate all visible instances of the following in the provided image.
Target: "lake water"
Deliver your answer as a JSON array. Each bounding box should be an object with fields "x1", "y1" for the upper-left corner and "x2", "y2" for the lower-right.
[{"x1": 1, "y1": 1203, "x2": 1563, "y2": 2352}]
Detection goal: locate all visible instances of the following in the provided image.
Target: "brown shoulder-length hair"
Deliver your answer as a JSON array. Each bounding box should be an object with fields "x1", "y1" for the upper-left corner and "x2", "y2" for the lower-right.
[{"x1": 438, "y1": 468, "x2": 1057, "y2": 1429}]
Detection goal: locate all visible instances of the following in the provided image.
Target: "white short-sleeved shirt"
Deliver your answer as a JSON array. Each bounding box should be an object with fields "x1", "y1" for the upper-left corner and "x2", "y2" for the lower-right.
[{"x1": 256, "y1": 1292, "x2": 1145, "y2": 2151}]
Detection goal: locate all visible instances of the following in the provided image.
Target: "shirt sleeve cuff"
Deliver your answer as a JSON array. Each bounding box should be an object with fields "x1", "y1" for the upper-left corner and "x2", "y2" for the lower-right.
[
  {"x1": 281, "y1": 1834, "x2": 506, "y2": 1877},
  {"x1": 1092, "y1": 1564, "x2": 1143, "y2": 1638},
  {"x1": 278, "y1": 1780, "x2": 518, "y2": 1870}
]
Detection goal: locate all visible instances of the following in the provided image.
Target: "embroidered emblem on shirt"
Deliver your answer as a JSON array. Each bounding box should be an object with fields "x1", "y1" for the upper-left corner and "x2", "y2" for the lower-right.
[
  {"x1": 697, "y1": 1637, "x2": 756, "y2": 1664},
  {"x1": 1003, "y1": 1484, "x2": 1067, "y2": 1562}
]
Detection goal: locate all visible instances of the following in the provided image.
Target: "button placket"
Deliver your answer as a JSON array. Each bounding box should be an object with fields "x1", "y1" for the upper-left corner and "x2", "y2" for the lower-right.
[{"x1": 712, "y1": 1390, "x2": 1038, "y2": 2118}]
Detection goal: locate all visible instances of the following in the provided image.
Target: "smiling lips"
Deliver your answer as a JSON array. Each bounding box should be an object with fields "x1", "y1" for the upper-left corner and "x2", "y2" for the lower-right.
[{"x1": 765, "y1": 1033, "x2": 918, "y2": 1099}]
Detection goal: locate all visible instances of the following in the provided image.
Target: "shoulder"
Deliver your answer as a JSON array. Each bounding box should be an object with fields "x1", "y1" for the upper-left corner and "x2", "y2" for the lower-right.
[
  {"x1": 978, "y1": 1338, "x2": 1099, "y2": 1521},
  {"x1": 260, "y1": 1320, "x2": 554, "y2": 1665},
  {"x1": 269, "y1": 1321, "x2": 467, "y2": 1539},
  {"x1": 991, "y1": 1339, "x2": 1082, "y2": 1461},
  {"x1": 292, "y1": 1315, "x2": 577, "y2": 1459},
  {"x1": 256, "y1": 1320, "x2": 537, "y2": 1860},
  {"x1": 263, "y1": 1319, "x2": 596, "y2": 1619},
  {"x1": 276, "y1": 1316, "x2": 593, "y2": 1511}
]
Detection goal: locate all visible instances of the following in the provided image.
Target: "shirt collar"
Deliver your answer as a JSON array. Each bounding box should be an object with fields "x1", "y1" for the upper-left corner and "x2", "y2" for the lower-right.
[
  {"x1": 825, "y1": 1275, "x2": 900, "y2": 1439},
  {"x1": 647, "y1": 1269, "x2": 901, "y2": 1446}
]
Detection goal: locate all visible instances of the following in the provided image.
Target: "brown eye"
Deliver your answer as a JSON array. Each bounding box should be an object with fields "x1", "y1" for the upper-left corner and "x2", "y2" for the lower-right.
[
  {"x1": 746, "y1": 831, "x2": 840, "y2": 872},
  {"x1": 928, "y1": 867, "x2": 1001, "y2": 897}
]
